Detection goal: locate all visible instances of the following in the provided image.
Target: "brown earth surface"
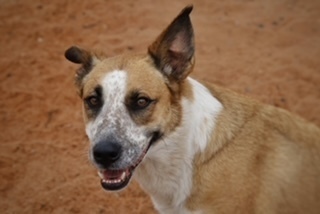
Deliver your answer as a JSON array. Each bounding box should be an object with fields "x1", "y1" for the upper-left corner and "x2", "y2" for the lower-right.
[{"x1": 1, "y1": 0, "x2": 320, "y2": 213}]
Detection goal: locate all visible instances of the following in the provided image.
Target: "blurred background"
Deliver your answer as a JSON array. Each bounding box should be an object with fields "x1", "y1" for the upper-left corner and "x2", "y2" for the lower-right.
[{"x1": 1, "y1": 0, "x2": 319, "y2": 213}]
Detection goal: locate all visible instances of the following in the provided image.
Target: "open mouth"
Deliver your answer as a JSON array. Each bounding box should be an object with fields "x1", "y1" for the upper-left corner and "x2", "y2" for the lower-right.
[
  {"x1": 99, "y1": 167, "x2": 134, "y2": 191},
  {"x1": 97, "y1": 131, "x2": 162, "y2": 191},
  {"x1": 99, "y1": 146, "x2": 148, "y2": 191}
]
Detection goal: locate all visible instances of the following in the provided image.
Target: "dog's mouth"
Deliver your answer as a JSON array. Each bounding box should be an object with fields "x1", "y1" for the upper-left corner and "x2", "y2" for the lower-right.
[
  {"x1": 98, "y1": 148, "x2": 147, "y2": 191},
  {"x1": 99, "y1": 166, "x2": 134, "y2": 191},
  {"x1": 98, "y1": 131, "x2": 162, "y2": 191}
]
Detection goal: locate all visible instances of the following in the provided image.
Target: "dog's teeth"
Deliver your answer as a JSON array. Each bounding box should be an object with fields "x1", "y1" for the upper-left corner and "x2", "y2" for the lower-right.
[
  {"x1": 101, "y1": 170, "x2": 128, "y2": 185},
  {"x1": 120, "y1": 171, "x2": 126, "y2": 181},
  {"x1": 102, "y1": 178, "x2": 124, "y2": 184}
]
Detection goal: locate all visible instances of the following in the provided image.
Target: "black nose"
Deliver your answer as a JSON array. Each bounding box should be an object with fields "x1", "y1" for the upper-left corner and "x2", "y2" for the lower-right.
[{"x1": 93, "y1": 141, "x2": 122, "y2": 167}]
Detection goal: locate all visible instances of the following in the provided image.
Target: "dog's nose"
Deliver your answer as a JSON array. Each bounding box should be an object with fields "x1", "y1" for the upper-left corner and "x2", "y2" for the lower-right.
[{"x1": 93, "y1": 141, "x2": 122, "y2": 167}]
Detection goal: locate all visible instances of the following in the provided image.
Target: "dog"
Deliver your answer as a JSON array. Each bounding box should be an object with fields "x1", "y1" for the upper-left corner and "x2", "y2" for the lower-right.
[{"x1": 65, "y1": 5, "x2": 320, "y2": 214}]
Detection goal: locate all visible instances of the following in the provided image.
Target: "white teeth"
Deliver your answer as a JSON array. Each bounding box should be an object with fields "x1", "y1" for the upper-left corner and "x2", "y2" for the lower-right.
[
  {"x1": 101, "y1": 171, "x2": 127, "y2": 185},
  {"x1": 120, "y1": 171, "x2": 126, "y2": 180},
  {"x1": 102, "y1": 179, "x2": 122, "y2": 184}
]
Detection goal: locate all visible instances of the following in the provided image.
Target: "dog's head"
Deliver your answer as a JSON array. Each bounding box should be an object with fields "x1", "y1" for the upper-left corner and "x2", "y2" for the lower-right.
[{"x1": 65, "y1": 6, "x2": 194, "y2": 191}]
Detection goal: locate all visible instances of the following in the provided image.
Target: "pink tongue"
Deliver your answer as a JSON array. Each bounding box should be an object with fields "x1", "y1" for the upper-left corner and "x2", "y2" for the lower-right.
[{"x1": 103, "y1": 170, "x2": 124, "y2": 179}]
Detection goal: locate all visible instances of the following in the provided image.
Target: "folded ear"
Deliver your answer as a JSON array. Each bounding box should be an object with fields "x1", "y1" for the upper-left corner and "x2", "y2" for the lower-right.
[
  {"x1": 65, "y1": 46, "x2": 92, "y2": 67},
  {"x1": 148, "y1": 5, "x2": 195, "y2": 82},
  {"x1": 65, "y1": 46, "x2": 95, "y2": 87}
]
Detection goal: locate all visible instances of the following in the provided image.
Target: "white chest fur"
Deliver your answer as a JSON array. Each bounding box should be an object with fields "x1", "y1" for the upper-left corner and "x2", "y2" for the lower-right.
[{"x1": 134, "y1": 78, "x2": 223, "y2": 213}]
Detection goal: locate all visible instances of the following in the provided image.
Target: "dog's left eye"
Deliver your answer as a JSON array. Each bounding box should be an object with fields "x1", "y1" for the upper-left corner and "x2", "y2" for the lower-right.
[
  {"x1": 136, "y1": 97, "x2": 150, "y2": 109},
  {"x1": 125, "y1": 91, "x2": 154, "y2": 112},
  {"x1": 86, "y1": 96, "x2": 102, "y2": 108}
]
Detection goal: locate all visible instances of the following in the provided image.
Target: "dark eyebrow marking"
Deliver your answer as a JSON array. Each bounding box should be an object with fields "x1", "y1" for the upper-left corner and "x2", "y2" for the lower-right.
[
  {"x1": 94, "y1": 85, "x2": 103, "y2": 97},
  {"x1": 83, "y1": 84, "x2": 104, "y2": 120}
]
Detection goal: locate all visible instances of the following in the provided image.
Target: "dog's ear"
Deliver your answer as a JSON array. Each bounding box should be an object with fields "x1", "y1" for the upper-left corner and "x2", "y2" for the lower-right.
[
  {"x1": 148, "y1": 5, "x2": 194, "y2": 82},
  {"x1": 65, "y1": 46, "x2": 93, "y2": 70},
  {"x1": 65, "y1": 46, "x2": 96, "y2": 88}
]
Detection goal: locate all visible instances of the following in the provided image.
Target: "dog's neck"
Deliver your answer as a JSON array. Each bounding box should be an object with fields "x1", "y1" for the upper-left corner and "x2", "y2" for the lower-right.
[{"x1": 134, "y1": 77, "x2": 223, "y2": 213}]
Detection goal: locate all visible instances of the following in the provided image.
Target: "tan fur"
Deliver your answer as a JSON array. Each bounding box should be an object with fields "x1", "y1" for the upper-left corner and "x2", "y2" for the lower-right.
[
  {"x1": 187, "y1": 83, "x2": 320, "y2": 214},
  {"x1": 80, "y1": 53, "x2": 191, "y2": 134},
  {"x1": 123, "y1": 55, "x2": 182, "y2": 131},
  {"x1": 65, "y1": 5, "x2": 320, "y2": 214}
]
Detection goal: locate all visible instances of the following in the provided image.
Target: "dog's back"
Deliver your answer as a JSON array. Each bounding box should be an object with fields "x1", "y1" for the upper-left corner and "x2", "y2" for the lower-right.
[{"x1": 187, "y1": 83, "x2": 320, "y2": 214}]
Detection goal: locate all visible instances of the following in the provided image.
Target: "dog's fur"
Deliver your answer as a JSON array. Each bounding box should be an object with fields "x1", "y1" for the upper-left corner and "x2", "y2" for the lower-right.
[{"x1": 65, "y1": 6, "x2": 320, "y2": 214}]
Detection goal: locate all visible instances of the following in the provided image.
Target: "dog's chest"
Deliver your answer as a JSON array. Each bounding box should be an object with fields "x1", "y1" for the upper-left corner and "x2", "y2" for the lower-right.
[
  {"x1": 134, "y1": 143, "x2": 195, "y2": 213},
  {"x1": 132, "y1": 78, "x2": 223, "y2": 213}
]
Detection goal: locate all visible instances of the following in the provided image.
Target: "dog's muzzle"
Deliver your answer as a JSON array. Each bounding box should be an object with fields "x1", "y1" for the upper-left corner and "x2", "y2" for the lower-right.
[{"x1": 93, "y1": 131, "x2": 162, "y2": 191}]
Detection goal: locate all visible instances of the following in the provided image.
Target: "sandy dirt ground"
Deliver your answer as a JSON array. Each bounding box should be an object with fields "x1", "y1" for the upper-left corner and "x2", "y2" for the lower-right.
[{"x1": 1, "y1": 0, "x2": 320, "y2": 213}]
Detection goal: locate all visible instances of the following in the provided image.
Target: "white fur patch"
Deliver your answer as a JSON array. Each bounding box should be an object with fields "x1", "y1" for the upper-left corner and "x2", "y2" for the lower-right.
[
  {"x1": 85, "y1": 70, "x2": 152, "y2": 168},
  {"x1": 186, "y1": 77, "x2": 223, "y2": 152},
  {"x1": 85, "y1": 70, "x2": 128, "y2": 142},
  {"x1": 163, "y1": 64, "x2": 173, "y2": 76},
  {"x1": 85, "y1": 71, "x2": 222, "y2": 213},
  {"x1": 135, "y1": 77, "x2": 223, "y2": 214}
]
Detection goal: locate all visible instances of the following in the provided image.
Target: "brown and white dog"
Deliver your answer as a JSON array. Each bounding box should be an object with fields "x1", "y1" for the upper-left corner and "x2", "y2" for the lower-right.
[{"x1": 65, "y1": 6, "x2": 320, "y2": 214}]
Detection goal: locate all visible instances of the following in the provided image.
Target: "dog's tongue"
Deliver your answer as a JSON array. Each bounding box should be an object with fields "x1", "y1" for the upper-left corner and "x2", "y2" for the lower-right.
[
  {"x1": 100, "y1": 168, "x2": 133, "y2": 190},
  {"x1": 103, "y1": 169, "x2": 126, "y2": 180}
]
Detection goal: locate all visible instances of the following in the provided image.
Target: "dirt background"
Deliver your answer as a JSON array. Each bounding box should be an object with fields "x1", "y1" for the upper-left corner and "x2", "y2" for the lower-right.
[{"x1": 1, "y1": 0, "x2": 320, "y2": 213}]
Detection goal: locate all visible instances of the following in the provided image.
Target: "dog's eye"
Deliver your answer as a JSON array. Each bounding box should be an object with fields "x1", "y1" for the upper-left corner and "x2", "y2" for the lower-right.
[
  {"x1": 125, "y1": 91, "x2": 154, "y2": 112},
  {"x1": 86, "y1": 96, "x2": 101, "y2": 108},
  {"x1": 135, "y1": 97, "x2": 150, "y2": 109}
]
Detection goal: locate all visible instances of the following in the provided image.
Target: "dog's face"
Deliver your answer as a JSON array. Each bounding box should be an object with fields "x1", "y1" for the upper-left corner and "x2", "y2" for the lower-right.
[
  {"x1": 79, "y1": 56, "x2": 181, "y2": 191},
  {"x1": 65, "y1": 6, "x2": 194, "y2": 191}
]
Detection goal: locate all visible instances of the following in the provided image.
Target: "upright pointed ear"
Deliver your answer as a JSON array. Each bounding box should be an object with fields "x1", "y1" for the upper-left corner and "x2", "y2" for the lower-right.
[
  {"x1": 65, "y1": 46, "x2": 95, "y2": 87},
  {"x1": 148, "y1": 5, "x2": 195, "y2": 82}
]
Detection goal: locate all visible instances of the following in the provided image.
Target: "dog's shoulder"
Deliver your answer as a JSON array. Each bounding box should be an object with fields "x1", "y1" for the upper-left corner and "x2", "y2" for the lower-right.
[{"x1": 187, "y1": 80, "x2": 320, "y2": 213}]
